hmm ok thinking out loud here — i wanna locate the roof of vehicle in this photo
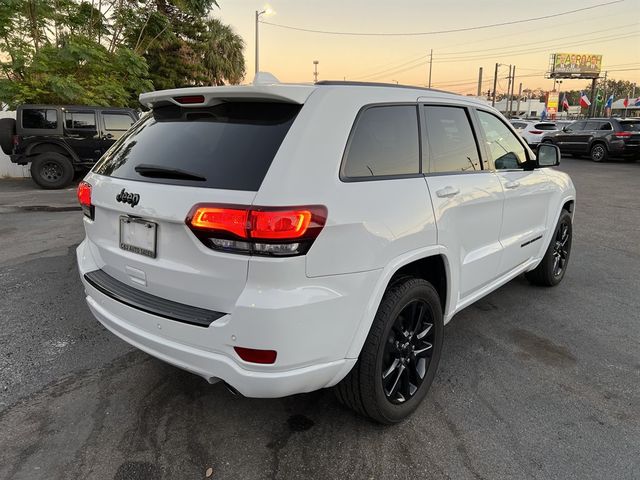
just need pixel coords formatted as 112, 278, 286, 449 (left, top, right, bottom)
19, 104, 136, 112
139, 73, 491, 110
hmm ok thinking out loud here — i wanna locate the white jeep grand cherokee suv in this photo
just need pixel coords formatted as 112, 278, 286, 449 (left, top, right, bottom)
76, 77, 575, 424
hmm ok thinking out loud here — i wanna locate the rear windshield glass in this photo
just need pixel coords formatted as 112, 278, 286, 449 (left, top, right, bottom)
535, 123, 557, 130
620, 121, 640, 132
93, 102, 301, 191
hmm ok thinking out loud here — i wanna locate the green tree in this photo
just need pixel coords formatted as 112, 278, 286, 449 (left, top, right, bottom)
0, 0, 246, 108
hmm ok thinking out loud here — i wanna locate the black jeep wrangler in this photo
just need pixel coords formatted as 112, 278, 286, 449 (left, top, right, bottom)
0, 105, 138, 189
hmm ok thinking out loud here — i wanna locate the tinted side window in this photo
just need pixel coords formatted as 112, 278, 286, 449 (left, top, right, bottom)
599, 122, 612, 131
65, 111, 96, 129
342, 105, 419, 178
103, 113, 134, 131
569, 121, 586, 131
477, 110, 526, 170
585, 121, 600, 130
425, 106, 481, 173
22, 109, 57, 129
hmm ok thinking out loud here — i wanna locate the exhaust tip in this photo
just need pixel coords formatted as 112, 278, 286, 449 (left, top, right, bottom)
223, 382, 241, 396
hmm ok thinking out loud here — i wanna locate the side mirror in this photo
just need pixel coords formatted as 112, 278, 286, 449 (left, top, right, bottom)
536, 143, 560, 167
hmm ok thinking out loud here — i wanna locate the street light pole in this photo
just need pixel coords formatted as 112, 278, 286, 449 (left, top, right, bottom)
492, 63, 499, 107
255, 9, 267, 75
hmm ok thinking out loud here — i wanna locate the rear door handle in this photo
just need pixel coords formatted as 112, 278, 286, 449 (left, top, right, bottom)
435, 186, 460, 198
504, 181, 520, 189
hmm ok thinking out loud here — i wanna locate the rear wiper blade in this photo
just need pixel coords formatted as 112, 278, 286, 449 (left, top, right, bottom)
134, 164, 206, 181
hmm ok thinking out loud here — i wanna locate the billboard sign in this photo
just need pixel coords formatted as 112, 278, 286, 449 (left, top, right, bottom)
552, 53, 602, 78
547, 91, 559, 119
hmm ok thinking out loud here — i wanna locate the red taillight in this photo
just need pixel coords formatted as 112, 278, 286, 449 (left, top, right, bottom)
614, 132, 632, 138
186, 204, 327, 256
251, 209, 313, 240
190, 207, 249, 238
173, 95, 205, 104
234, 347, 277, 364
77, 181, 94, 219
529, 130, 543, 134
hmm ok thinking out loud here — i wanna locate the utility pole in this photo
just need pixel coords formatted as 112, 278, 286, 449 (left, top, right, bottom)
509, 66, 516, 118
313, 60, 319, 83
428, 49, 433, 88
506, 65, 512, 116
601, 71, 608, 117
626, 83, 636, 118
516, 82, 522, 117
477, 67, 483, 97
492, 63, 499, 107
255, 10, 260, 75
588, 77, 598, 117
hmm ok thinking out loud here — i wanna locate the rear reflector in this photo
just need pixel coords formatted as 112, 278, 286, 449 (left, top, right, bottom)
186, 204, 327, 257
76, 181, 94, 219
173, 95, 205, 104
614, 132, 632, 138
234, 347, 277, 364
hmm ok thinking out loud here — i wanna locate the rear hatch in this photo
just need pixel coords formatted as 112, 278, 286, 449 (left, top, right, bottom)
619, 120, 640, 149
83, 99, 303, 313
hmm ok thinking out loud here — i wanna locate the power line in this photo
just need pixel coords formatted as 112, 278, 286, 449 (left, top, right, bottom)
259, 1, 624, 36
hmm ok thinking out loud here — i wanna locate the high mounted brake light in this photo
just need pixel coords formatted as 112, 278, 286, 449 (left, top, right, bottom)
77, 181, 94, 220
173, 95, 205, 104
186, 204, 327, 257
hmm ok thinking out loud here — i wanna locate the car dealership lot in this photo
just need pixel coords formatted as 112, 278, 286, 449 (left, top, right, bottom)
1, 158, 639, 480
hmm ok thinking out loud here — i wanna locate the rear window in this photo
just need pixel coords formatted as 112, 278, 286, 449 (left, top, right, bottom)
22, 109, 57, 129
620, 121, 640, 132
93, 102, 301, 191
534, 123, 557, 130
342, 105, 420, 179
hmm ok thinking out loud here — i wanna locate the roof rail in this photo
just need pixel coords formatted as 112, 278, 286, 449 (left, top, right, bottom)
315, 80, 449, 94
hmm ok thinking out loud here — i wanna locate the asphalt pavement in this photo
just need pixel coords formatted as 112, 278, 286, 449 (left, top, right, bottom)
0, 159, 639, 480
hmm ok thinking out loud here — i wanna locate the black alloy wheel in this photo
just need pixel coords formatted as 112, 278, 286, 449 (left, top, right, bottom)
382, 299, 435, 404
335, 277, 444, 424
590, 143, 607, 162
552, 217, 570, 278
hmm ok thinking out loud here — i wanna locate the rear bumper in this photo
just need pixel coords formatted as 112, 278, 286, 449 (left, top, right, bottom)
77, 239, 372, 397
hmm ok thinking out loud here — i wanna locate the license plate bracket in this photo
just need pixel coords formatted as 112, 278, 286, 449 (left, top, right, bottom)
119, 217, 157, 258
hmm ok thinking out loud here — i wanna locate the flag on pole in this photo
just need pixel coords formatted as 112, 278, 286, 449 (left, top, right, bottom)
561, 94, 570, 111
579, 92, 591, 108
634, 97, 640, 107
623, 97, 629, 108
604, 95, 614, 109
541, 107, 548, 120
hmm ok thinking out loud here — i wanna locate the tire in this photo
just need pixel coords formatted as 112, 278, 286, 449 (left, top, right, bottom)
590, 143, 607, 162
525, 210, 572, 287
0, 118, 16, 155
30, 153, 74, 189
335, 277, 444, 424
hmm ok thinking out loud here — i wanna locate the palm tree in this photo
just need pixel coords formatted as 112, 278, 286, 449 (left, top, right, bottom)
201, 18, 245, 86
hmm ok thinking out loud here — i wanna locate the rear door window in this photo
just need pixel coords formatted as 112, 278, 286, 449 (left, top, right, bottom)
585, 121, 600, 131
534, 123, 557, 131
342, 105, 420, 179
93, 102, 301, 191
424, 106, 481, 173
65, 111, 96, 130
22, 109, 58, 129
569, 121, 586, 132
102, 113, 135, 140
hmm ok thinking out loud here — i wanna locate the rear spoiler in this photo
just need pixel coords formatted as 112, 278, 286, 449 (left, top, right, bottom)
139, 84, 315, 109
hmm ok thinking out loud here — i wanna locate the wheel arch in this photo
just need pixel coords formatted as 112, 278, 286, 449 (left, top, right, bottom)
25, 141, 79, 163
344, 247, 453, 360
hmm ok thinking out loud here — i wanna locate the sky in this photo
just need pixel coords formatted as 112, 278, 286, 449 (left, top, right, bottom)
214, 0, 640, 96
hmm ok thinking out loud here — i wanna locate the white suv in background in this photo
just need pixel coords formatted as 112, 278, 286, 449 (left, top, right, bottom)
76, 77, 576, 424
511, 120, 559, 148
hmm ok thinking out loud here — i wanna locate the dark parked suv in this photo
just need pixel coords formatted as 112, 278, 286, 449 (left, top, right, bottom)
542, 118, 640, 162
0, 105, 138, 189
